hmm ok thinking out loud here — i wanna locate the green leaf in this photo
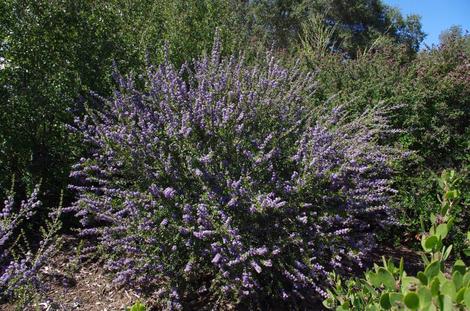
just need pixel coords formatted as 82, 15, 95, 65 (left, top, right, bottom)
456, 287, 466, 303
418, 287, 432, 308
430, 278, 440, 296
422, 235, 438, 252
366, 271, 381, 288
425, 261, 441, 279
399, 258, 404, 278
380, 292, 391, 309
443, 245, 453, 261
437, 271, 447, 284
453, 260, 466, 275
465, 288, 470, 309
402, 276, 419, 292
425, 304, 437, 311
452, 271, 463, 289
129, 302, 145, 311
365, 305, 379, 311
417, 271, 428, 285
463, 272, 470, 287
441, 280, 456, 300
440, 294, 453, 311
446, 217, 454, 231
435, 224, 448, 239
377, 268, 396, 290
404, 292, 420, 310
389, 292, 403, 305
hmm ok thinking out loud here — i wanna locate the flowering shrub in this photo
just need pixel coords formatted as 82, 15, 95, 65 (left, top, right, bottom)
0, 181, 61, 301
70, 36, 402, 309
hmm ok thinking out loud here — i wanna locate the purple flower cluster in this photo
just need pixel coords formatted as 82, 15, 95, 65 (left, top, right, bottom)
70, 35, 401, 309
0, 185, 44, 298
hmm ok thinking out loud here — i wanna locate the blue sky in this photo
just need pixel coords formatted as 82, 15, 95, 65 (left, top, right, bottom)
384, 0, 470, 48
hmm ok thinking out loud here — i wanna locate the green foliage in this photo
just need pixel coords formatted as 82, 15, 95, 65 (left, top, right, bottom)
300, 21, 470, 252
323, 170, 470, 310
100, 0, 246, 68
438, 25, 470, 53
127, 301, 146, 311
248, 0, 424, 55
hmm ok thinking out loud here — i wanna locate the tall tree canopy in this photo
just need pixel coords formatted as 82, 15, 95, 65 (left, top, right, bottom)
246, 0, 425, 55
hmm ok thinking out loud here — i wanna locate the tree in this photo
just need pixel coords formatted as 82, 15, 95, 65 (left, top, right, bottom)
246, 0, 425, 55
439, 25, 470, 54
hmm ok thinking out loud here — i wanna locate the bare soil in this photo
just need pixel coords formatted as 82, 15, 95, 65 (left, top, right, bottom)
1, 235, 145, 311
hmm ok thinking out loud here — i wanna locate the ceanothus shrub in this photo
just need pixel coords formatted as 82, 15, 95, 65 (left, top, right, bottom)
1, 182, 60, 301
69, 36, 402, 309
0, 184, 40, 299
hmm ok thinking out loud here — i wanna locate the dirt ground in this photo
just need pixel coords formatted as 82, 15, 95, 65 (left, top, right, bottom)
1, 235, 145, 311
